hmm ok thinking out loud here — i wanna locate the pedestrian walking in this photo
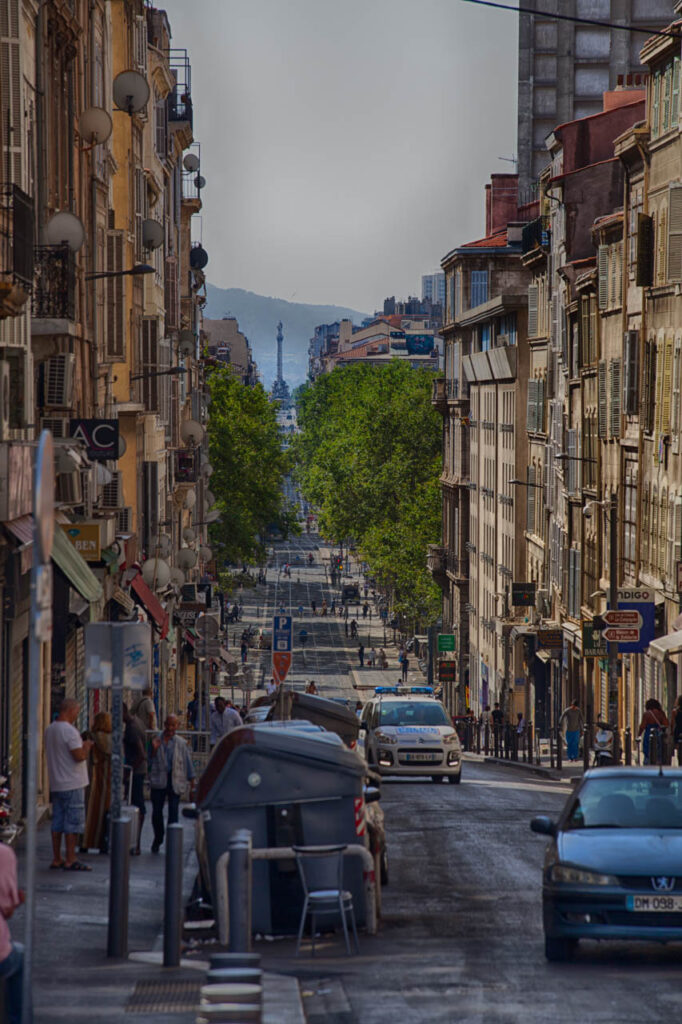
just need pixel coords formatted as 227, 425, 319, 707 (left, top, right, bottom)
321, 599, 328, 616
210, 697, 228, 748
131, 686, 157, 734
82, 711, 112, 854
672, 695, 682, 764
491, 701, 504, 756
379, 647, 388, 669
240, 640, 248, 664
311, 600, 317, 615
362, 602, 369, 619
44, 698, 93, 871
123, 703, 146, 855
223, 701, 243, 732
559, 699, 584, 761
149, 715, 195, 853
299, 627, 308, 648
401, 655, 409, 682
266, 676, 278, 696
306, 681, 318, 695
0, 841, 24, 1024
297, 603, 304, 617
358, 643, 365, 667
369, 646, 377, 668
330, 600, 336, 614
350, 618, 358, 638
638, 698, 669, 764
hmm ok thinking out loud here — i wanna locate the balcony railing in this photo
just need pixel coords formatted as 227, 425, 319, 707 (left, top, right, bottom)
0, 184, 35, 290
431, 377, 447, 411
167, 49, 193, 129
522, 216, 549, 255
446, 552, 468, 579
32, 245, 76, 320
427, 544, 447, 578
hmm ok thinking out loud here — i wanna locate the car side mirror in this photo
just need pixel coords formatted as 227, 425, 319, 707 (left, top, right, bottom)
364, 786, 381, 804
530, 815, 556, 836
182, 804, 198, 820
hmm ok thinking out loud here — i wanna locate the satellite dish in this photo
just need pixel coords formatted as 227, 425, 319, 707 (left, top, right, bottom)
179, 337, 194, 358
113, 70, 150, 114
170, 567, 186, 587
118, 433, 127, 458
180, 419, 204, 445
142, 219, 164, 250
96, 463, 113, 486
205, 509, 221, 524
195, 613, 219, 640
79, 106, 113, 145
189, 244, 208, 270
142, 558, 171, 589
183, 152, 200, 172
45, 211, 85, 252
193, 175, 206, 190
153, 533, 172, 558
199, 545, 213, 561
183, 488, 196, 510
201, 461, 214, 478
182, 527, 196, 544
176, 547, 198, 570
206, 490, 216, 507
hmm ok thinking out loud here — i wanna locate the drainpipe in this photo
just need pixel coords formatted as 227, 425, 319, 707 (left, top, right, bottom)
89, 2, 99, 414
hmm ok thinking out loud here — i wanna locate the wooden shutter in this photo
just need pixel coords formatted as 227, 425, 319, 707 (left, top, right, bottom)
598, 246, 609, 309
616, 243, 623, 307
672, 336, 682, 453
550, 293, 558, 350
668, 185, 682, 281
526, 466, 536, 534
141, 318, 159, 410
526, 379, 538, 432
579, 296, 590, 367
673, 495, 682, 581
661, 336, 674, 434
536, 377, 545, 432
609, 358, 622, 438
105, 231, 126, 360
566, 428, 577, 495
659, 489, 668, 577
164, 257, 178, 331
663, 64, 672, 133
636, 214, 654, 287
0, 1, 22, 185
652, 70, 661, 139
673, 57, 681, 129
527, 283, 538, 338
642, 487, 650, 566
597, 360, 608, 438
623, 331, 640, 415
642, 338, 656, 433
134, 167, 146, 259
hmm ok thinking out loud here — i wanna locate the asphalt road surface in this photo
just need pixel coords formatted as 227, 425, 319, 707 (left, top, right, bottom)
258, 537, 682, 1023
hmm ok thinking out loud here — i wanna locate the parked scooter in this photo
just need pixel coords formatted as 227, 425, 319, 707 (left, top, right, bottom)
592, 721, 617, 767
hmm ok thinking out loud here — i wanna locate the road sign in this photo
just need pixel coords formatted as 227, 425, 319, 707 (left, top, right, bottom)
603, 610, 641, 627
438, 633, 456, 652
616, 588, 655, 654
512, 582, 536, 606
438, 660, 457, 682
84, 622, 152, 689
583, 621, 607, 658
272, 615, 292, 685
603, 627, 640, 643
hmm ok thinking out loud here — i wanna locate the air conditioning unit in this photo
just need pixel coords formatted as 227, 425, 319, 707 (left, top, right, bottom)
56, 469, 82, 505
0, 361, 10, 440
77, 467, 95, 518
43, 353, 75, 409
101, 471, 123, 509
39, 416, 70, 438
116, 506, 133, 534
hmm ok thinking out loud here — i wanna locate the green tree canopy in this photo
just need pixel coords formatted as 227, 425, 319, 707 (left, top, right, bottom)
207, 368, 296, 563
293, 362, 442, 623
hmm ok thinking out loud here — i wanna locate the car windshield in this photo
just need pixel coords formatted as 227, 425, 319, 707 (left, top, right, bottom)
378, 701, 450, 726
563, 775, 682, 830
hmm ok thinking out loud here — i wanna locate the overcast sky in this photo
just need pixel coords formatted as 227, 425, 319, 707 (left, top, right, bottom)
162, 0, 518, 312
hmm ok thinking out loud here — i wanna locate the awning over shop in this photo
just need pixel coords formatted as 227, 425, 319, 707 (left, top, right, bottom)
510, 623, 536, 642
535, 649, 551, 664
648, 630, 682, 663
4, 515, 33, 573
51, 526, 103, 604
131, 574, 169, 639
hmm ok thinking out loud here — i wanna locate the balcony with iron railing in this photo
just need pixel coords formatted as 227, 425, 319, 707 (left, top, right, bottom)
446, 551, 469, 580
431, 377, 447, 413
0, 184, 34, 316
32, 245, 76, 321
522, 216, 549, 255
167, 49, 193, 144
427, 544, 448, 589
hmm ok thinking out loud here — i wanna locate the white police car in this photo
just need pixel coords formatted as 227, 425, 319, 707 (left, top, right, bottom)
359, 687, 462, 783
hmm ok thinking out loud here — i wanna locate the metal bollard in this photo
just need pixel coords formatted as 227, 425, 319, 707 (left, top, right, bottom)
107, 817, 132, 958
484, 723, 489, 756
163, 824, 184, 967
228, 829, 253, 953
476, 723, 481, 755
624, 726, 632, 765
549, 729, 555, 769
582, 725, 590, 773
527, 723, 533, 765
556, 728, 562, 771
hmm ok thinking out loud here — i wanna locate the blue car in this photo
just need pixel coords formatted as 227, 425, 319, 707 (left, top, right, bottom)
531, 767, 682, 961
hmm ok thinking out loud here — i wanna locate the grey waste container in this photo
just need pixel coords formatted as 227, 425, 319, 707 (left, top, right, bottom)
192, 725, 369, 934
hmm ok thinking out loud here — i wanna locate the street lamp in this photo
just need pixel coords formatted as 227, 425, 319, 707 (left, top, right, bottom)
85, 263, 154, 281
509, 478, 543, 489
130, 366, 188, 382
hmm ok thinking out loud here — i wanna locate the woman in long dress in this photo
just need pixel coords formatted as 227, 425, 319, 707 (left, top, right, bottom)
83, 711, 112, 853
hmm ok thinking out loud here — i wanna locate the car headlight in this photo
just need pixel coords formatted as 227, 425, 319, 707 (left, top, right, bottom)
549, 864, 618, 886
374, 731, 397, 745
443, 733, 460, 745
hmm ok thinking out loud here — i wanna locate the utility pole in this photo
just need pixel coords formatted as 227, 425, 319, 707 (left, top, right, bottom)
607, 491, 619, 725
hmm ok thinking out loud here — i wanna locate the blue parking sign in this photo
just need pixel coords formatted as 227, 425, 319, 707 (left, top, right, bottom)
273, 615, 292, 653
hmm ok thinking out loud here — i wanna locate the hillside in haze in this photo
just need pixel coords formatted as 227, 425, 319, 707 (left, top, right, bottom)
205, 284, 369, 387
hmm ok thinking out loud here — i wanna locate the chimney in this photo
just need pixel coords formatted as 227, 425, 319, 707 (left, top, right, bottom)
486, 174, 519, 236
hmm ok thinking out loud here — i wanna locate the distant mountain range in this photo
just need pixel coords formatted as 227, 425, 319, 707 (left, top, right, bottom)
205, 284, 369, 387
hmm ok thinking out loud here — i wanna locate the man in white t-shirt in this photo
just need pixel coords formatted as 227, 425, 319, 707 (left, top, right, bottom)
44, 698, 93, 871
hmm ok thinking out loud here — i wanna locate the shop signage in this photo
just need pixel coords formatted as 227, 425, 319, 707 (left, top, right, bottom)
175, 601, 205, 625
511, 581, 536, 606
537, 628, 562, 650
438, 660, 457, 682
582, 620, 608, 658
70, 419, 119, 461
60, 522, 101, 561
437, 633, 456, 652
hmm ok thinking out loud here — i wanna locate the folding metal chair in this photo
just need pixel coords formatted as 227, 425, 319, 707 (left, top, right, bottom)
292, 844, 360, 956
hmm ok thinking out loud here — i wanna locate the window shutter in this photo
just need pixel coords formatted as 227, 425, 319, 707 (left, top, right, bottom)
616, 242, 623, 306
636, 214, 654, 287
609, 358, 622, 438
609, 244, 617, 308
597, 360, 608, 438
134, 167, 146, 260
662, 336, 674, 434
527, 283, 538, 338
659, 490, 669, 577
560, 308, 568, 365
651, 486, 659, 574
550, 293, 559, 350
673, 57, 681, 129
623, 331, 640, 415
663, 64, 672, 133
668, 185, 682, 281
643, 339, 656, 433
566, 428, 576, 495
672, 337, 682, 453
674, 495, 682, 580
105, 231, 126, 360
141, 318, 159, 411
526, 466, 536, 534
598, 246, 609, 309
526, 379, 538, 432
0, 0, 23, 184
642, 488, 650, 566
134, 14, 148, 74
655, 339, 666, 435
652, 71, 661, 139
536, 377, 545, 432
164, 256, 178, 332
